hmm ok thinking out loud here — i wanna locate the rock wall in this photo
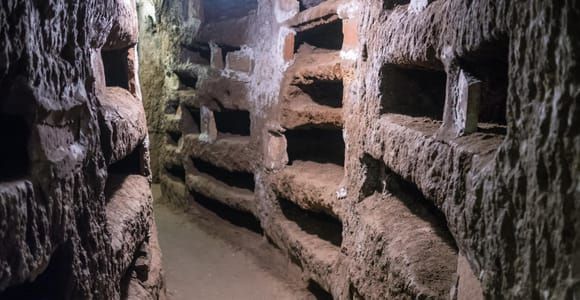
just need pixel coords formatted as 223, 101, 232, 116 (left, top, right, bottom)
143, 0, 579, 299
0, 0, 164, 299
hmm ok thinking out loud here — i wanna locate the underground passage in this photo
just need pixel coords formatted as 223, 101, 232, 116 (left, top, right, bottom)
0, 0, 579, 299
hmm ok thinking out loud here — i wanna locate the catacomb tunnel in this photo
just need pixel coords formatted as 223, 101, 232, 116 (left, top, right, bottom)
0, 0, 579, 299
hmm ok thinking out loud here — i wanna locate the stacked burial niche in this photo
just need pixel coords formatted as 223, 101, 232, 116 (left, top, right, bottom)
156, 0, 263, 233
140, 0, 580, 298
453, 39, 509, 135
267, 1, 350, 296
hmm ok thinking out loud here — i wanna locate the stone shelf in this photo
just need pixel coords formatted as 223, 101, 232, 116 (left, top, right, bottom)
351, 193, 458, 299
375, 114, 506, 209
183, 134, 255, 173
105, 174, 152, 279
161, 143, 182, 171
98, 87, 147, 166
269, 215, 340, 296
281, 49, 343, 129
281, 100, 343, 129
197, 75, 250, 111
286, 0, 345, 31
186, 173, 256, 215
271, 161, 343, 219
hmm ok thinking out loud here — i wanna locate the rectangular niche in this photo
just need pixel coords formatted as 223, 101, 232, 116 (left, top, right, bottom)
299, 0, 328, 11
165, 163, 186, 182
293, 79, 343, 108
278, 197, 343, 247
285, 127, 345, 166
0, 243, 72, 300
182, 106, 201, 135
383, 0, 410, 10
294, 19, 343, 52
190, 189, 263, 234
460, 40, 509, 135
0, 113, 30, 182
218, 44, 241, 66
380, 64, 447, 120
191, 157, 255, 191
179, 44, 211, 65
108, 145, 142, 175
214, 109, 251, 136
101, 48, 130, 90
166, 131, 182, 145
360, 154, 457, 247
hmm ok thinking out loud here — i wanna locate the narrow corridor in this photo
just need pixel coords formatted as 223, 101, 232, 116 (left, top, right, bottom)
152, 185, 313, 300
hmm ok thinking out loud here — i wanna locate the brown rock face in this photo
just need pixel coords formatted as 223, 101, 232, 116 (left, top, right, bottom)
144, 0, 579, 298
0, 0, 163, 299
3, 0, 576, 298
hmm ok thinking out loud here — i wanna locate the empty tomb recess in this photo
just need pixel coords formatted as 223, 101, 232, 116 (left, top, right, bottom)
165, 163, 186, 182
191, 157, 255, 191
183, 106, 201, 134
0, 242, 73, 300
181, 43, 211, 65
294, 20, 343, 52
383, 0, 410, 10
0, 113, 30, 181
167, 130, 182, 145
190, 189, 263, 234
102, 48, 130, 90
293, 79, 343, 108
361, 154, 457, 250
299, 0, 328, 11
278, 197, 343, 247
108, 146, 143, 175
214, 109, 251, 136
380, 64, 447, 120
460, 39, 509, 131
285, 127, 345, 165
219, 45, 241, 66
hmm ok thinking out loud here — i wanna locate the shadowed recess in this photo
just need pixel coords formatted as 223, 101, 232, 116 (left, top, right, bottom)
285, 127, 345, 165
191, 190, 263, 234
102, 48, 130, 90
295, 20, 343, 52
191, 157, 255, 191
214, 109, 251, 136
278, 197, 343, 247
294, 80, 343, 108
0, 113, 29, 181
380, 64, 447, 120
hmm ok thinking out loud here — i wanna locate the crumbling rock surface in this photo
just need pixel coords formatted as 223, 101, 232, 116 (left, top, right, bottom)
142, 0, 579, 299
0, 0, 164, 298
98, 87, 148, 165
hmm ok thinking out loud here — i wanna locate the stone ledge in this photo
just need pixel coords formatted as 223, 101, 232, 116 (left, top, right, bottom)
105, 174, 153, 279
348, 193, 458, 299
271, 161, 343, 219
183, 134, 256, 173
98, 87, 147, 166
186, 173, 256, 215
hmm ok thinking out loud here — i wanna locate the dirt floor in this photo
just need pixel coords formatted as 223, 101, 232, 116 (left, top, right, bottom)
152, 185, 314, 300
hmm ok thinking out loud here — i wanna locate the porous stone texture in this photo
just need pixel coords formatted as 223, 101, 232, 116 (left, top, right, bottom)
0, 0, 164, 299
141, 0, 579, 299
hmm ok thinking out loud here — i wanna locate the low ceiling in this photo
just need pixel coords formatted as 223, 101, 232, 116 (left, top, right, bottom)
203, 0, 258, 22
